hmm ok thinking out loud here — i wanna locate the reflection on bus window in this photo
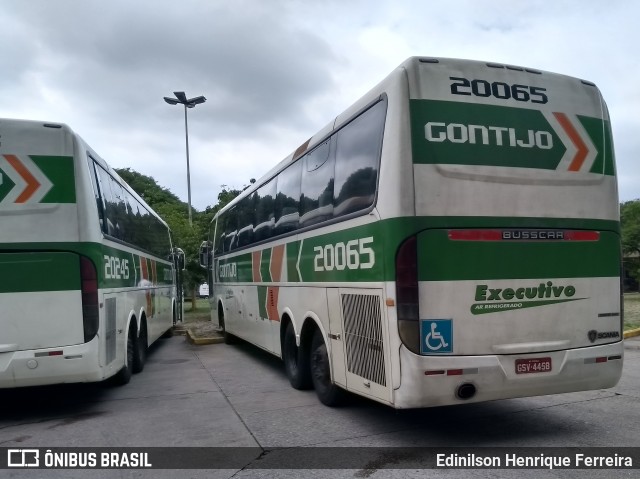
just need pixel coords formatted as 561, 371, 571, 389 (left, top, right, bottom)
274, 160, 302, 236
300, 139, 334, 227
333, 101, 386, 217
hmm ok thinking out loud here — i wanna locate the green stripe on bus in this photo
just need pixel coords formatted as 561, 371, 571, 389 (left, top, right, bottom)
31, 156, 77, 203
418, 229, 620, 281
257, 286, 268, 319
0, 171, 15, 202
0, 252, 81, 293
286, 241, 301, 282
581, 117, 615, 176
410, 100, 565, 170
0, 242, 174, 291
212, 216, 619, 284
409, 100, 615, 176
260, 248, 272, 282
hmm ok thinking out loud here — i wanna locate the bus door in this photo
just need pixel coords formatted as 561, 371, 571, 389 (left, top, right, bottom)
172, 248, 185, 324
327, 288, 391, 403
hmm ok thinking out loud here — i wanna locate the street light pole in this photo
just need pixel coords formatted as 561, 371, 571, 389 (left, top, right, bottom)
164, 91, 206, 227
183, 103, 192, 226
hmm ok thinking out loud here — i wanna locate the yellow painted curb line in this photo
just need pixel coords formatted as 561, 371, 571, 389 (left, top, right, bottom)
624, 328, 640, 339
185, 329, 225, 345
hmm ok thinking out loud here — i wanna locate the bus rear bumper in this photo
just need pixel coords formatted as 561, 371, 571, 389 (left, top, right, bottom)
393, 342, 623, 409
0, 340, 103, 389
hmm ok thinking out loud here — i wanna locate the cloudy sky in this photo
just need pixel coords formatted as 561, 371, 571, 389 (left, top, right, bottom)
1, 0, 637, 210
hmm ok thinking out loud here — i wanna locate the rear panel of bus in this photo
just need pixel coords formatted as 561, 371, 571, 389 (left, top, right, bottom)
394, 58, 622, 407
0, 120, 103, 387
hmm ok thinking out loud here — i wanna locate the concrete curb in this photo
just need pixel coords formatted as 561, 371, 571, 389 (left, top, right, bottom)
624, 328, 640, 339
172, 326, 187, 336
185, 329, 225, 345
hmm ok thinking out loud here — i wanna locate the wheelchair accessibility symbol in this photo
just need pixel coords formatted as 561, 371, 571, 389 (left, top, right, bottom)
420, 319, 453, 354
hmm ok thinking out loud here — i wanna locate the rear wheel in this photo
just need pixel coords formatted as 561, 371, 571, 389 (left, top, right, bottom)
310, 329, 344, 406
283, 322, 312, 390
219, 307, 235, 344
132, 320, 147, 374
113, 327, 134, 385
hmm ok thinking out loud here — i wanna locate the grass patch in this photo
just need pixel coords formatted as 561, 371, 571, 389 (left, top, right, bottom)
183, 298, 211, 323
624, 293, 640, 331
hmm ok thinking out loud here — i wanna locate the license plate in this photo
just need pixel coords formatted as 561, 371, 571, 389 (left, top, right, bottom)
515, 357, 552, 374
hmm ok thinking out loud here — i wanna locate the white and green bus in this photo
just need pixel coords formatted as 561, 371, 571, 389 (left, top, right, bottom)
202, 57, 622, 408
0, 119, 182, 388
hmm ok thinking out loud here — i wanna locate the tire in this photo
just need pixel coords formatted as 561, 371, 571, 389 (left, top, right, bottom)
283, 322, 312, 390
113, 327, 134, 386
132, 320, 147, 374
161, 327, 174, 339
310, 329, 344, 406
219, 308, 235, 345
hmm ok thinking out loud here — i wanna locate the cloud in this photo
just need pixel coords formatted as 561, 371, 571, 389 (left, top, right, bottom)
1, 1, 336, 137
0, 0, 637, 209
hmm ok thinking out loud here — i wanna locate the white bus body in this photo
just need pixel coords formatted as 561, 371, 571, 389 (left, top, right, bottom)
0, 119, 179, 388
203, 57, 622, 408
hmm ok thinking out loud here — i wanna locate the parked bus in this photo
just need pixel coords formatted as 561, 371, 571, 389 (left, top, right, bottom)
201, 57, 622, 408
0, 119, 183, 388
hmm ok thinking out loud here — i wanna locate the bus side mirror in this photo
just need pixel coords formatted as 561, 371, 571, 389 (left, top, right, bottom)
172, 247, 186, 271
199, 241, 212, 268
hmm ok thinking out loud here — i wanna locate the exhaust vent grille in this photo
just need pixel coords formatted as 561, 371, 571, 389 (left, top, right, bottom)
341, 293, 386, 387
105, 297, 116, 365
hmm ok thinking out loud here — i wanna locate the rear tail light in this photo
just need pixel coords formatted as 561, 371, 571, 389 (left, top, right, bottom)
396, 236, 420, 354
80, 256, 99, 342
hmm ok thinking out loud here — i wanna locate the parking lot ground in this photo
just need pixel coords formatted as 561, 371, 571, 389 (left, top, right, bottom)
1, 336, 639, 478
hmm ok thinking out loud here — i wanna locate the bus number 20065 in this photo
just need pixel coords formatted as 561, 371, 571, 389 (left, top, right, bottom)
313, 237, 375, 272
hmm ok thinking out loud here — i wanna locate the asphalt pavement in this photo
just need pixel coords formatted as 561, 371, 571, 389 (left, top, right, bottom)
1, 333, 639, 478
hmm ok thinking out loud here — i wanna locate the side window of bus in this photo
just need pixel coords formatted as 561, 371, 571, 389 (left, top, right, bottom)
274, 160, 302, 236
151, 216, 171, 258
223, 206, 238, 252
108, 179, 127, 241
300, 139, 334, 228
236, 196, 255, 248
124, 190, 141, 246
126, 192, 158, 256
214, 216, 226, 254
333, 100, 386, 217
95, 166, 116, 237
89, 160, 106, 231
254, 178, 276, 242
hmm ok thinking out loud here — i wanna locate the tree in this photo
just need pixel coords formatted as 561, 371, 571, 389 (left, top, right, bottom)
621, 200, 640, 291
114, 169, 241, 308
622, 201, 640, 255
117, 168, 181, 206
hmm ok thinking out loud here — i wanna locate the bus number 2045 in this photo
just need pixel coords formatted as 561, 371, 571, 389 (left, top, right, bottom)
313, 237, 375, 272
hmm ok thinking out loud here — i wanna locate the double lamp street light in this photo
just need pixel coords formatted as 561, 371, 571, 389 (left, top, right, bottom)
163, 91, 206, 227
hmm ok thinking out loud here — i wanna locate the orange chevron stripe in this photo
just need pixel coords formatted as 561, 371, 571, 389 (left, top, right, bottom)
151, 260, 157, 285
4, 154, 41, 202
140, 256, 149, 280
270, 245, 285, 282
266, 286, 280, 322
252, 251, 262, 282
553, 113, 588, 172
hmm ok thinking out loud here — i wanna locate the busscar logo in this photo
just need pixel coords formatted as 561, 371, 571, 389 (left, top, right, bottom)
588, 330, 620, 343
8, 449, 39, 468
502, 230, 564, 240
